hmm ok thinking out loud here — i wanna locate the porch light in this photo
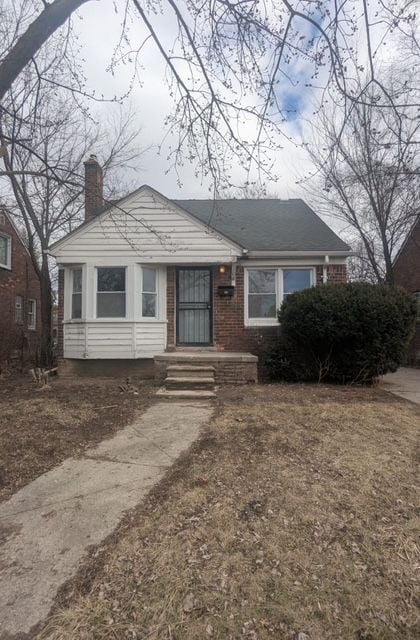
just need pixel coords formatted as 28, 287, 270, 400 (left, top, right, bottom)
219, 265, 226, 274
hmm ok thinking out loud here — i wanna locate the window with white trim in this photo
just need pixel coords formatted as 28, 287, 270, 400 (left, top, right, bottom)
96, 267, 126, 318
28, 299, 36, 329
247, 270, 277, 321
0, 233, 11, 269
141, 267, 157, 318
245, 267, 314, 325
283, 269, 312, 296
71, 268, 83, 319
15, 295, 23, 323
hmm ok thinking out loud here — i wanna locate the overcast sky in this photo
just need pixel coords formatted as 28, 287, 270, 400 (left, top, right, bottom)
74, 0, 314, 200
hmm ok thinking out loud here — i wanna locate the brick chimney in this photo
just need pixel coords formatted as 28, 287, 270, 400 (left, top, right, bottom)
84, 155, 103, 221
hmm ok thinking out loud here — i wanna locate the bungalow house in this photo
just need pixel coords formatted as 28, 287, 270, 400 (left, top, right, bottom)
0, 209, 41, 365
394, 215, 420, 366
49, 157, 352, 384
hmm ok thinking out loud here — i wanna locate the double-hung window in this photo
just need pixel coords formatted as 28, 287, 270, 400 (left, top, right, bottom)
97, 267, 126, 318
247, 270, 277, 322
28, 299, 36, 329
71, 268, 83, 319
0, 234, 11, 269
283, 269, 312, 297
246, 268, 313, 325
141, 267, 158, 318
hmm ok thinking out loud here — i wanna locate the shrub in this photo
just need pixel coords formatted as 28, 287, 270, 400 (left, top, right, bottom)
272, 282, 417, 384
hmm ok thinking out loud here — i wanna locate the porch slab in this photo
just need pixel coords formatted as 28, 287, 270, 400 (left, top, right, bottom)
154, 352, 258, 384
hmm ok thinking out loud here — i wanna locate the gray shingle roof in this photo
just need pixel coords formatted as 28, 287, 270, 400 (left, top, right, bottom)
174, 198, 351, 252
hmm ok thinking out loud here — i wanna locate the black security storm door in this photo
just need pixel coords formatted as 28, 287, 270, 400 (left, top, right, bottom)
176, 268, 212, 345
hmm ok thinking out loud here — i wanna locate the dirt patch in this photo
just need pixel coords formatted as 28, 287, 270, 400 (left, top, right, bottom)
0, 375, 154, 501
38, 384, 419, 640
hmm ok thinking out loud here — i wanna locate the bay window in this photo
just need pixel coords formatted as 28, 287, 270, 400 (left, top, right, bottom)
71, 268, 83, 319
246, 267, 314, 325
141, 267, 157, 318
97, 267, 126, 318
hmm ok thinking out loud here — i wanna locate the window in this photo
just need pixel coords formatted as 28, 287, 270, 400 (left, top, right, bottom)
71, 268, 83, 319
142, 267, 157, 317
246, 268, 313, 325
28, 299, 36, 329
283, 269, 312, 296
247, 270, 277, 320
0, 234, 11, 269
15, 295, 23, 323
97, 267, 126, 318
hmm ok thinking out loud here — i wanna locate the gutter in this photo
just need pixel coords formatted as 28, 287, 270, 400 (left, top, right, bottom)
245, 250, 355, 258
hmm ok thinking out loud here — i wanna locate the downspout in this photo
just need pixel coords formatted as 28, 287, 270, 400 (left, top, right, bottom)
322, 255, 329, 284
231, 261, 237, 286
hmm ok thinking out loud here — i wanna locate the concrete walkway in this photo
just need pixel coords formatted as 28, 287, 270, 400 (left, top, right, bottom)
381, 367, 420, 405
0, 401, 213, 638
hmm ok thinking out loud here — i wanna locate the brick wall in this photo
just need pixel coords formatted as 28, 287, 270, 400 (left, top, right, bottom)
165, 263, 347, 363
394, 220, 420, 292
0, 212, 41, 363
316, 264, 347, 285
212, 265, 282, 355
394, 220, 420, 365
155, 354, 258, 384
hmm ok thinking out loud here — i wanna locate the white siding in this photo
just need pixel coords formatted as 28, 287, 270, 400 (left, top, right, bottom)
135, 322, 166, 358
53, 188, 242, 264
63, 321, 166, 359
63, 324, 86, 358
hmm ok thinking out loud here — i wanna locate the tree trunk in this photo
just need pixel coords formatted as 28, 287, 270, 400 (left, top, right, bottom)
40, 253, 54, 367
0, 0, 91, 100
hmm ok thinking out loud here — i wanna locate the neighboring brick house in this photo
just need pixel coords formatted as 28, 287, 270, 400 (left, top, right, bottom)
0, 209, 41, 365
394, 216, 420, 366
49, 158, 351, 382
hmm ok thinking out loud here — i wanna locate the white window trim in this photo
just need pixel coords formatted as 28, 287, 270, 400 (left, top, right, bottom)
71, 267, 83, 320
28, 299, 36, 330
244, 267, 315, 327
0, 233, 11, 270
95, 266, 127, 319
140, 266, 158, 319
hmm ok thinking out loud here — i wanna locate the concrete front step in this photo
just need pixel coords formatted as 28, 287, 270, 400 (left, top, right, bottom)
166, 365, 216, 378
156, 388, 216, 399
165, 376, 215, 390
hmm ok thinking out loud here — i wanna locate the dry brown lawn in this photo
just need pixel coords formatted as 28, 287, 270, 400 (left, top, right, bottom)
0, 376, 153, 501
39, 384, 419, 640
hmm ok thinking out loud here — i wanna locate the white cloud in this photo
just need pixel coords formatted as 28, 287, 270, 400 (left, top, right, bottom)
74, 0, 315, 199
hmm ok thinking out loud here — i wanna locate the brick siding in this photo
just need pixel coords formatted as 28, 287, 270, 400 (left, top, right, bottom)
394, 220, 420, 365
166, 263, 347, 364
0, 212, 41, 363
155, 355, 258, 385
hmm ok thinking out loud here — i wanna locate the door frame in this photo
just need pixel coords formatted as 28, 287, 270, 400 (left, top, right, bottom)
176, 266, 213, 346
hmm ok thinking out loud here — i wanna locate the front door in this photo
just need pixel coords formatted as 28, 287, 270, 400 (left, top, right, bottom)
176, 267, 212, 345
